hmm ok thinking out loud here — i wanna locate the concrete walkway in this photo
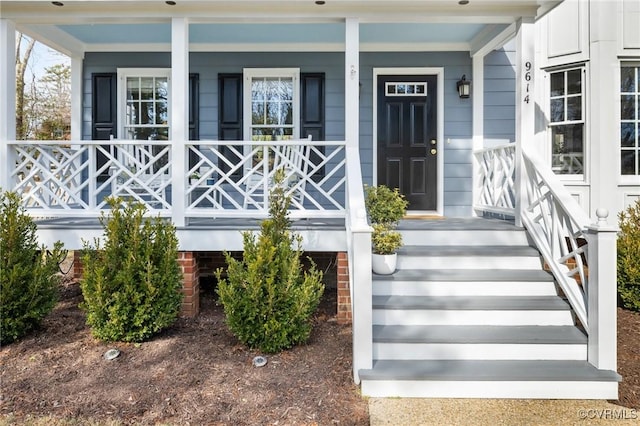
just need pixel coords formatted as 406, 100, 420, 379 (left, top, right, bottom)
369, 398, 640, 425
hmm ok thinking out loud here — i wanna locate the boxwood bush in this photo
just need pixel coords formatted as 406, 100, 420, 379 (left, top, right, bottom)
215, 171, 324, 353
618, 199, 640, 311
1, 191, 65, 344
80, 198, 183, 342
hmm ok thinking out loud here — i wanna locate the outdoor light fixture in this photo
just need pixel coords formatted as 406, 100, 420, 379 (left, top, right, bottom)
457, 75, 471, 99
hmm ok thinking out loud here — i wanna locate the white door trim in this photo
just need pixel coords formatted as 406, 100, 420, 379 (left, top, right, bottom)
372, 67, 444, 216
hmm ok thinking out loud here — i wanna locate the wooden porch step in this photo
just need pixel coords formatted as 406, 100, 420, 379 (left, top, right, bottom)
372, 295, 575, 326
372, 269, 556, 296
396, 245, 542, 269
359, 360, 621, 398
372, 324, 587, 360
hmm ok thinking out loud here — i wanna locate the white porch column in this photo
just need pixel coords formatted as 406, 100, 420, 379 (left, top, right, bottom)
70, 56, 83, 141
345, 18, 359, 149
514, 18, 536, 227
586, 209, 618, 371
588, 1, 619, 220
0, 19, 17, 190
171, 17, 189, 227
471, 54, 484, 216
345, 17, 371, 384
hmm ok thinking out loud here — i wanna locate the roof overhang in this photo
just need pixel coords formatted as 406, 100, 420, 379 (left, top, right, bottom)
0, 0, 563, 56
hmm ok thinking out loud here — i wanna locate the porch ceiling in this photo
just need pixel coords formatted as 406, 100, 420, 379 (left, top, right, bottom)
2, 0, 561, 55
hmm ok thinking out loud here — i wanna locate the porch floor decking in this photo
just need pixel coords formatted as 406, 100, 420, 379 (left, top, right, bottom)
33, 216, 347, 251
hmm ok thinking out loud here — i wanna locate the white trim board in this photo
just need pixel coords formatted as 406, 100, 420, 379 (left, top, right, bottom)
372, 67, 445, 216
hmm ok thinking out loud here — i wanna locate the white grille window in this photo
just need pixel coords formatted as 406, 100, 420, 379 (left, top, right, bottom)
549, 68, 584, 175
621, 65, 640, 175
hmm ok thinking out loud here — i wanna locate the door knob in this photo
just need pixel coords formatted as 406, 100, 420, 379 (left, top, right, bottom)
430, 148, 437, 155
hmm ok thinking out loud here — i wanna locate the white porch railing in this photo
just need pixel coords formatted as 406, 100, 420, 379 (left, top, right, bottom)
185, 140, 346, 219
474, 143, 591, 331
6, 139, 346, 220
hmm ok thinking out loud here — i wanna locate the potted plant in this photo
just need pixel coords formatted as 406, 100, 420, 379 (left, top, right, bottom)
365, 185, 408, 274
365, 185, 408, 227
189, 171, 200, 185
371, 224, 403, 275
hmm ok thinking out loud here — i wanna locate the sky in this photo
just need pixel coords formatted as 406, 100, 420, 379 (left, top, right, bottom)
21, 37, 70, 82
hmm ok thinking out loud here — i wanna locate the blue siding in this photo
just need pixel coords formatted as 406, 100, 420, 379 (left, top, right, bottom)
484, 44, 516, 148
83, 50, 477, 216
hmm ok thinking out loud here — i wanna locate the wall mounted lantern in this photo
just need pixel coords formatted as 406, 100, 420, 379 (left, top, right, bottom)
456, 75, 471, 99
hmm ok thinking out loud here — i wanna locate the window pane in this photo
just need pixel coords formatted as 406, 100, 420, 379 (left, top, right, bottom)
155, 78, 168, 101
252, 101, 265, 125
127, 78, 140, 100
156, 102, 168, 125
140, 78, 154, 100
567, 69, 582, 95
126, 101, 138, 125
251, 127, 293, 141
621, 150, 637, 175
621, 67, 636, 93
621, 123, 637, 148
252, 79, 266, 101
567, 96, 582, 121
551, 99, 565, 122
621, 95, 637, 120
266, 102, 280, 125
552, 124, 584, 174
140, 102, 155, 124
550, 72, 564, 97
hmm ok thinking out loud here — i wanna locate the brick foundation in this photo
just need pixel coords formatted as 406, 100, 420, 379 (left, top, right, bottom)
178, 251, 200, 318
336, 252, 352, 324
73, 251, 83, 280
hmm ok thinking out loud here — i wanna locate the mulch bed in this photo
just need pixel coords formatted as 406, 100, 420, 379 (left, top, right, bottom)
1, 274, 638, 425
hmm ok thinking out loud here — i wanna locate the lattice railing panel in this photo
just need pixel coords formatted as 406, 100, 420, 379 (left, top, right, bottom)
186, 140, 346, 218
13, 144, 91, 210
473, 144, 516, 215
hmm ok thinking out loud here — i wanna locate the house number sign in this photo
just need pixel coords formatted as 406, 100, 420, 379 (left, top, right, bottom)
523, 61, 532, 104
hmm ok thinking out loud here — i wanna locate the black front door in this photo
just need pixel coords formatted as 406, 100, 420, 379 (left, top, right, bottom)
377, 75, 437, 211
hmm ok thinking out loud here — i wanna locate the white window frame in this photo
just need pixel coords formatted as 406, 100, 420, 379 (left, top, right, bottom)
620, 62, 640, 182
117, 68, 171, 141
547, 66, 587, 181
242, 68, 300, 142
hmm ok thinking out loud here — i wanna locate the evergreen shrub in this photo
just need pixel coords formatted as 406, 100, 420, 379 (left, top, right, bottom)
1, 191, 64, 344
618, 199, 640, 311
215, 171, 325, 353
80, 198, 183, 342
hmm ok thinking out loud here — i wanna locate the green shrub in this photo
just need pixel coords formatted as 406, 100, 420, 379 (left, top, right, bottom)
618, 200, 640, 311
80, 198, 183, 342
1, 191, 65, 344
364, 185, 408, 227
371, 224, 403, 255
215, 171, 324, 353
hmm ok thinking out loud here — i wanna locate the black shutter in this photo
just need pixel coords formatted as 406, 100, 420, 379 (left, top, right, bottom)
92, 73, 117, 181
218, 73, 243, 179
189, 73, 200, 141
189, 73, 200, 170
301, 73, 325, 179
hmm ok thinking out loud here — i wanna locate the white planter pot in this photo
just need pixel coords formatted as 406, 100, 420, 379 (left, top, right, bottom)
372, 253, 397, 275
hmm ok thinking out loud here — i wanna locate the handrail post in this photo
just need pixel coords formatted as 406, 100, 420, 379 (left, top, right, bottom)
586, 208, 618, 371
